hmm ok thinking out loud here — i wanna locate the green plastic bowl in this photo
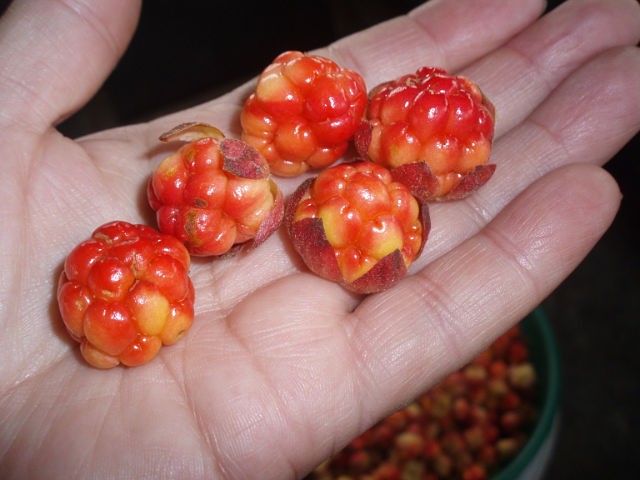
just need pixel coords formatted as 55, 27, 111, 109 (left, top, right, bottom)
492, 307, 561, 480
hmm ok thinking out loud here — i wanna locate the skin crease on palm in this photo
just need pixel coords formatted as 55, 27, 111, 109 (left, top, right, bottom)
0, 0, 639, 478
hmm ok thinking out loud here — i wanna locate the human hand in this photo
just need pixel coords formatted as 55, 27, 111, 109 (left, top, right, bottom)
1, 0, 639, 478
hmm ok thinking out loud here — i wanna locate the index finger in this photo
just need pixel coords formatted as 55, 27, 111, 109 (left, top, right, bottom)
325, 0, 545, 87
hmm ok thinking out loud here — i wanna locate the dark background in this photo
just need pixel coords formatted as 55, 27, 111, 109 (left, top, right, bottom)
5, 0, 638, 478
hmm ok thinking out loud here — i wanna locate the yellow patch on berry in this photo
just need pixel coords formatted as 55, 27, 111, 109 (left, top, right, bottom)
161, 304, 194, 345
256, 72, 301, 108
127, 281, 170, 336
335, 246, 377, 285
318, 196, 362, 249
358, 215, 404, 261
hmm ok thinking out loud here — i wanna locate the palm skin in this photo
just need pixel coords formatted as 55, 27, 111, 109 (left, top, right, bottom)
1, 0, 639, 479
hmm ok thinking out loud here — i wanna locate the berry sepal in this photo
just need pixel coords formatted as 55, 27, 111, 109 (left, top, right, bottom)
389, 160, 497, 202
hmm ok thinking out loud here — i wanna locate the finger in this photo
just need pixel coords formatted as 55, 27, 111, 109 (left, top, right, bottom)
462, 0, 640, 137
0, 0, 140, 131
326, 0, 545, 87
420, 45, 640, 265
491, 47, 640, 198
349, 163, 620, 424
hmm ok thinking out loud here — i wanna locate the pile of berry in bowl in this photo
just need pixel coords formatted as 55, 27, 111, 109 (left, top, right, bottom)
306, 308, 561, 480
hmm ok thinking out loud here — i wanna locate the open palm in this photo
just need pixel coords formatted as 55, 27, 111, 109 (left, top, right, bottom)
1, 0, 639, 478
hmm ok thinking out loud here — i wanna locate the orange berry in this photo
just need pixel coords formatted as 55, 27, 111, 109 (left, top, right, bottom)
58, 221, 195, 368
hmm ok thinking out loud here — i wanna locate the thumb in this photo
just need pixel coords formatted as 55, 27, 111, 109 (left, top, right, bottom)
0, 0, 140, 132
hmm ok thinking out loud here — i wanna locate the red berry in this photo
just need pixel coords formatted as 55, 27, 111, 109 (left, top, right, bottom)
433, 452, 453, 477
500, 392, 522, 411
285, 161, 430, 293
507, 341, 530, 364
355, 67, 495, 201
423, 438, 442, 459
386, 410, 409, 432
394, 431, 424, 460
57, 221, 195, 368
371, 423, 396, 449
496, 437, 521, 460
463, 364, 488, 385
463, 425, 486, 451
507, 363, 537, 390
499, 411, 522, 434
488, 359, 508, 379
371, 462, 401, 480
347, 449, 372, 473
462, 464, 488, 480
452, 396, 471, 422
241, 50, 367, 177
147, 123, 284, 256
